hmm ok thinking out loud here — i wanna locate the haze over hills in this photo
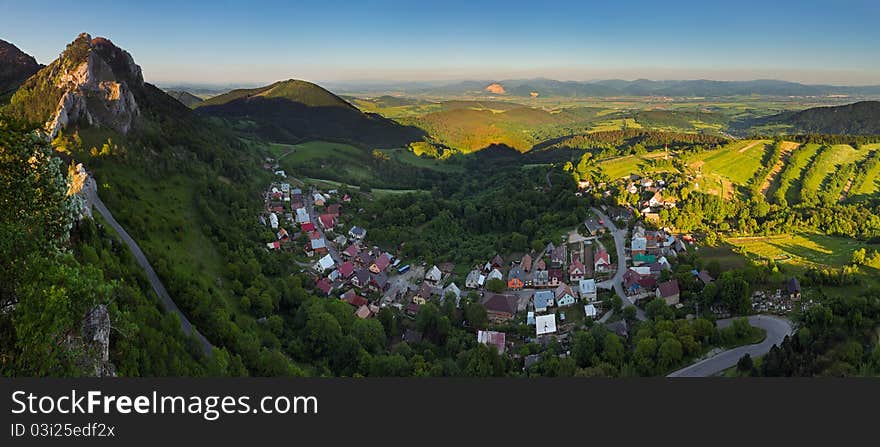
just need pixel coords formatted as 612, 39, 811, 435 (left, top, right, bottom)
166, 90, 204, 108
331, 78, 880, 98
0, 39, 42, 101
195, 79, 426, 147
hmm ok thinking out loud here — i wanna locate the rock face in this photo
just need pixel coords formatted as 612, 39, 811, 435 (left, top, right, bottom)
485, 83, 506, 94
80, 304, 116, 377
0, 39, 41, 97
45, 34, 142, 138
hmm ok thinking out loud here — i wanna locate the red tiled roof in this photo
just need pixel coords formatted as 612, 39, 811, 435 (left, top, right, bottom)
344, 294, 368, 307
373, 253, 391, 271
316, 278, 332, 295
301, 222, 315, 232
658, 280, 680, 298
319, 214, 335, 229
339, 261, 355, 278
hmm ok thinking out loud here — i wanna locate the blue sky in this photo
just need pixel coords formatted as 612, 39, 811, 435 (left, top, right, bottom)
1, 0, 878, 85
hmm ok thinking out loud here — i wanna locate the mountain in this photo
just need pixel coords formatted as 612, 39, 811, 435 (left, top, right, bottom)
166, 90, 204, 108
0, 39, 41, 101
2, 33, 191, 138
195, 79, 425, 147
735, 101, 880, 135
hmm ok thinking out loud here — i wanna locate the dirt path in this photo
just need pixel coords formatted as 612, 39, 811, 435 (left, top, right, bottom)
737, 140, 764, 154
760, 142, 800, 194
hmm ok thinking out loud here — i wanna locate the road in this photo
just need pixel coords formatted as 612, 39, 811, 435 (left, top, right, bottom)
305, 185, 340, 263
591, 207, 647, 321
84, 178, 214, 357
667, 315, 793, 377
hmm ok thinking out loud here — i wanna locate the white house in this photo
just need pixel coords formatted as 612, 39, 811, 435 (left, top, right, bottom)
554, 284, 577, 307
295, 208, 310, 224
487, 268, 504, 282
533, 290, 554, 312
315, 254, 335, 273
535, 314, 557, 336
348, 226, 367, 240
465, 270, 482, 289
584, 304, 598, 319
425, 265, 443, 283
579, 279, 597, 302
269, 213, 279, 229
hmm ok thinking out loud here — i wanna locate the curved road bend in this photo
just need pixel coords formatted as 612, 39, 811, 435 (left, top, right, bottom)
85, 178, 214, 357
591, 207, 647, 321
667, 315, 793, 377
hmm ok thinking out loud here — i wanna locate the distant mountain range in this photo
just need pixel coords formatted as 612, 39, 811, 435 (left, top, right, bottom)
195, 79, 425, 147
331, 78, 880, 98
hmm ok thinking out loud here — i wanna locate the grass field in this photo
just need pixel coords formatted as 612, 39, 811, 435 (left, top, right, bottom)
775, 143, 822, 204
688, 140, 770, 187
851, 144, 880, 197
589, 118, 642, 132
599, 154, 679, 179
702, 233, 878, 274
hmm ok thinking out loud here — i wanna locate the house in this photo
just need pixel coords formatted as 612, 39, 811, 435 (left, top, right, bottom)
656, 280, 681, 306
527, 311, 535, 325
579, 279, 597, 301
548, 269, 564, 287
481, 294, 519, 322
535, 314, 557, 336
534, 270, 549, 287
632, 253, 656, 266
342, 291, 368, 308
584, 219, 605, 236
697, 270, 714, 285
266, 241, 281, 250
425, 265, 443, 284
405, 304, 422, 318
443, 283, 462, 306
338, 261, 355, 279
534, 258, 546, 271
490, 254, 504, 269
533, 290, 555, 312
333, 235, 348, 246
355, 305, 373, 319
569, 258, 586, 282
352, 269, 371, 288
315, 278, 332, 296
466, 270, 483, 289
477, 330, 506, 354
269, 213, 279, 229
310, 237, 328, 255
295, 208, 310, 224
521, 253, 533, 272
301, 221, 316, 232
319, 214, 335, 231
507, 265, 525, 290
554, 284, 577, 307
487, 268, 503, 282
631, 237, 647, 256
594, 250, 611, 273
550, 245, 566, 268
348, 226, 366, 240
786, 278, 802, 300
342, 244, 359, 259
276, 227, 289, 241
313, 192, 326, 206
327, 203, 341, 217
369, 272, 389, 292
315, 254, 335, 273
439, 262, 455, 274
584, 304, 598, 319
605, 320, 629, 339
370, 253, 392, 274
356, 251, 373, 267
643, 191, 664, 208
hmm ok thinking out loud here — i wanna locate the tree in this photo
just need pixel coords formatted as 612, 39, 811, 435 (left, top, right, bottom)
645, 298, 674, 320
572, 331, 596, 367
657, 338, 683, 370
851, 248, 867, 265
602, 333, 625, 365
485, 278, 506, 293
736, 353, 755, 376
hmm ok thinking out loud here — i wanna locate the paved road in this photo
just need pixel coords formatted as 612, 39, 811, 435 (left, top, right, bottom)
85, 178, 214, 357
591, 207, 647, 321
667, 315, 793, 377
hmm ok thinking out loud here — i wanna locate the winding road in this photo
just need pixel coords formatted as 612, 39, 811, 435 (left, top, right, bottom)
591, 207, 647, 321
667, 315, 793, 377
85, 178, 214, 357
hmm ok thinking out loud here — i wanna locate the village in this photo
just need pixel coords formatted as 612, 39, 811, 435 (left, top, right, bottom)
257, 165, 808, 359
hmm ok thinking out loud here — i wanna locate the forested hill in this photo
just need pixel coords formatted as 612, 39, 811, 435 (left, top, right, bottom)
196, 79, 426, 147
0, 39, 41, 101
747, 101, 880, 135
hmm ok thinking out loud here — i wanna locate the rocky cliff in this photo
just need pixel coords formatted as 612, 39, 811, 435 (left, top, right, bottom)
5, 33, 144, 138
0, 39, 41, 99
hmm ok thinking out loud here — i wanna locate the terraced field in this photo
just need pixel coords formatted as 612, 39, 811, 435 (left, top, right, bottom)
797, 144, 871, 205
772, 143, 822, 204
849, 144, 880, 200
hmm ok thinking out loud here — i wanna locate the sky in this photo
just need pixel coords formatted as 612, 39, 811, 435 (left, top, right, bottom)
1, 0, 879, 86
